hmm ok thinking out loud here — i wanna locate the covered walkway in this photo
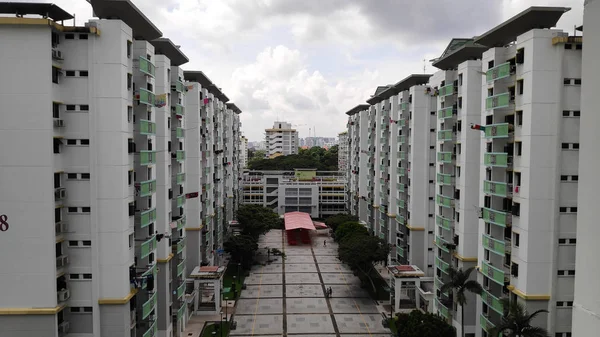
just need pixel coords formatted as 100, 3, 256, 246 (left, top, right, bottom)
284, 212, 315, 245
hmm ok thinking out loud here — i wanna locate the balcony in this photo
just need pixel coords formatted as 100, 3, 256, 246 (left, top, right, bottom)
397, 199, 405, 209
177, 259, 185, 277
140, 150, 156, 166
481, 207, 511, 227
436, 215, 452, 230
173, 239, 185, 255
396, 183, 405, 193
437, 152, 453, 163
484, 152, 511, 168
436, 194, 454, 208
139, 56, 155, 77
435, 236, 450, 253
142, 291, 157, 319
143, 321, 157, 337
139, 119, 156, 135
175, 216, 186, 230
481, 288, 504, 314
437, 107, 455, 119
437, 173, 454, 186
395, 214, 404, 224
399, 136, 406, 144
400, 102, 408, 110
435, 297, 451, 320
397, 119, 405, 127
481, 260, 506, 285
176, 172, 185, 184
138, 88, 155, 106
437, 130, 454, 142
480, 314, 496, 333
176, 195, 185, 208
177, 304, 186, 320
172, 80, 184, 93
482, 234, 506, 256
483, 180, 512, 197
176, 128, 184, 138
56, 255, 69, 269
398, 151, 406, 160
397, 167, 405, 176
140, 236, 156, 259
139, 179, 157, 197
176, 282, 185, 299
484, 123, 513, 139
396, 245, 404, 257
435, 255, 449, 273
174, 104, 184, 116
137, 208, 157, 228
485, 92, 511, 110
486, 62, 511, 83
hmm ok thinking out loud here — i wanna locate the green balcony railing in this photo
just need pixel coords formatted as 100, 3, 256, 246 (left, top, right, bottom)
176, 127, 185, 138
172, 81, 185, 93
437, 152, 453, 163
436, 215, 452, 231
396, 245, 404, 257
485, 92, 511, 110
435, 297, 451, 320
176, 216, 186, 230
484, 123, 513, 139
482, 234, 506, 256
176, 150, 185, 162
436, 255, 449, 273
140, 150, 156, 166
397, 167, 405, 176
176, 172, 185, 184
138, 88, 155, 106
397, 199, 405, 209
140, 236, 156, 259
481, 207, 510, 227
143, 320, 157, 337
484, 152, 511, 168
139, 179, 157, 197
398, 151, 406, 160
396, 183, 405, 193
481, 288, 504, 314
175, 104, 184, 116
438, 107, 455, 119
435, 276, 449, 294
397, 119, 405, 127
483, 180, 511, 197
175, 239, 185, 254
437, 130, 454, 141
139, 119, 156, 135
137, 208, 157, 228
481, 260, 506, 285
437, 173, 454, 185
139, 56, 155, 77
480, 314, 496, 333
399, 135, 406, 144
142, 291, 157, 318
435, 236, 450, 253
486, 62, 511, 83
177, 304, 186, 320
439, 84, 455, 97
400, 102, 408, 110
395, 214, 404, 224
176, 194, 185, 208
379, 165, 386, 172
176, 282, 185, 299
436, 194, 454, 208
177, 259, 185, 277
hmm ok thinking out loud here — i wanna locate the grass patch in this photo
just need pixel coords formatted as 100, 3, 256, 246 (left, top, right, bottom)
202, 321, 230, 337
389, 317, 398, 334
222, 263, 246, 300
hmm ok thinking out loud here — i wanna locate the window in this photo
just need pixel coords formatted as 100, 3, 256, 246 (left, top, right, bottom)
80, 105, 89, 111
65, 33, 75, 39
67, 173, 77, 179
565, 44, 572, 50
573, 143, 580, 149
79, 34, 88, 40
81, 173, 90, 180
563, 110, 570, 117
66, 70, 76, 77
79, 70, 88, 77
514, 233, 520, 247
80, 139, 90, 145
575, 79, 582, 85
458, 73, 463, 86
82, 240, 91, 246
516, 48, 525, 64
574, 111, 581, 117
511, 262, 519, 277
458, 96, 463, 109
517, 79, 524, 95
68, 207, 78, 213
576, 44, 582, 50
82, 207, 91, 213
559, 238, 567, 244
558, 270, 565, 276
67, 139, 77, 145
572, 175, 579, 181
569, 238, 577, 244
69, 274, 80, 279
488, 60, 494, 70
560, 207, 567, 213
127, 73, 132, 90
52, 66, 60, 84
68, 241, 78, 247
515, 142, 522, 156
562, 143, 569, 149
512, 202, 520, 216
516, 111, 523, 126
568, 270, 576, 276
564, 79, 571, 85
127, 40, 132, 58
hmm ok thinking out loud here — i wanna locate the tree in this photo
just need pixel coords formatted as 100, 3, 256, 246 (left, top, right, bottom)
334, 221, 369, 243
325, 214, 358, 231
338, 234, 389, 293
440, 267, 483, 337
394, 310, 456, 337
223, 235, 258, 269
247, 146, 339, 171
489, 298, 549, 337
236, 205, 281, 239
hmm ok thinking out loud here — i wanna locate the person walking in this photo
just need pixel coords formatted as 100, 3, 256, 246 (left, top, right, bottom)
324, 240, 327, 247
328, 287, 333, 297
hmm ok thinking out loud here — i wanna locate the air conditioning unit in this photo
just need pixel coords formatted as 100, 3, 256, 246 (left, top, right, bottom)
58, 289, 70, 302
54, 188, 67, 200
58, 321, 70, 334
53, 119, 65, 127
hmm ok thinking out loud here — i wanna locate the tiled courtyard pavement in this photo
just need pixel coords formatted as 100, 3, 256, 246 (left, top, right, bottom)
231, 229, 391, 337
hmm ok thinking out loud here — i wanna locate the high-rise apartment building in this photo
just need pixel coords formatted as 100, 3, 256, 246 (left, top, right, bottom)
0, 2, 242, 337
240, 136, 248, 169
345, 105, 369, 218
337, 131, 349, 172
573, 0, 600, 334
265, 121, 298, 157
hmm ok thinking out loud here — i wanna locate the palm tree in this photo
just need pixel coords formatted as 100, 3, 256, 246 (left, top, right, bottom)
489, 298, 549, 337
440, 267, 483, 337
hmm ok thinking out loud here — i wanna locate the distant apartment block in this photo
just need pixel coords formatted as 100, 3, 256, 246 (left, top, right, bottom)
265, 121, 298, 157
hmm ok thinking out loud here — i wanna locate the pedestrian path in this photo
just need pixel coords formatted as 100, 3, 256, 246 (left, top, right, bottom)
230, 229, 392, 337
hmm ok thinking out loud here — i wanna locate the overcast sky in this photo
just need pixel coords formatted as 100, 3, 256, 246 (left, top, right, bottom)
28, 0, 582, 141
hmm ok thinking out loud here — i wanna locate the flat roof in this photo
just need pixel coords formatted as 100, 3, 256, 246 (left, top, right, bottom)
387, 265, 425, 278
150, 38, 188, 66
209, 84, 229, 103
0, 2, 73, 21
432, 40, 488, 70
90, 0, 162, 41
183, 71, 212, 87
189, 265, 226, 279
226, 103, 241, 114
345, 104, 370, 116
368, 74, 431, 104
474, 6, 571, 47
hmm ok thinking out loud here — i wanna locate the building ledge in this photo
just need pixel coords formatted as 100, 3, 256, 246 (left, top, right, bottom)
98, 289, 138, 305
157, 253, 174, 263
452, 252, 477, 262
506, 285, 550, 300
0, 303, 66, 315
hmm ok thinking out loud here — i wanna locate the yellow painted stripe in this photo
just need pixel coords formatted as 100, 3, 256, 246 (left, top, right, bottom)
0, 303, 66, 315
250, 268, 264, 335
98, 289, 138, 305
406, 224, 425, 231
157, 253, 174, 263
453, 252, 477, 262
506, 285, 550, 300
185, 226, 203, 231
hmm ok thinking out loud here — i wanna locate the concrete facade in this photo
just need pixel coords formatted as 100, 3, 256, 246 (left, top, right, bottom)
265, 121, 299, 157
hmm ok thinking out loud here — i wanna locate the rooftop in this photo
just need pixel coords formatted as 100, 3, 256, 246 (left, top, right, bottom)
90, 0, 162, 41
150, 38, 189, 66
0, 2, 73, 21
184, 71, 212, 87
189, 265, 226, 279
345, 104, 370, 116
431, 39, 488, 70
368, 74, 432, 104
226, 103, 241, 114
474, 6, 571, 47
387, 265, 425, 278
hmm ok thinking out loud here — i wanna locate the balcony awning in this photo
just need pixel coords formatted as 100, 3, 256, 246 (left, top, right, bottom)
284, 212, 316, 231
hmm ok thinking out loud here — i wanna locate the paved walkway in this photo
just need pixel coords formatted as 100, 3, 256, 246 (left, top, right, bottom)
230, 229, 392, 337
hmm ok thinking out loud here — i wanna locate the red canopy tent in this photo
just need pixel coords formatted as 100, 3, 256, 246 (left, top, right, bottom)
284, 212, 315, 245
